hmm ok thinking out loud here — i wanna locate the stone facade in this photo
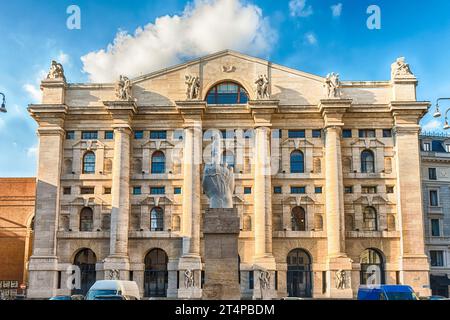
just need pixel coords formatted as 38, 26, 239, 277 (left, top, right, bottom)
27, 50, 431, 299
420, 134, 450, 297
0, 178, 35, 298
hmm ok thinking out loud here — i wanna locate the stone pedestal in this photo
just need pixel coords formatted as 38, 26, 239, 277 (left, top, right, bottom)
103, 255, 130, 281
326, 256, 354, 299
202, 208, 241, 300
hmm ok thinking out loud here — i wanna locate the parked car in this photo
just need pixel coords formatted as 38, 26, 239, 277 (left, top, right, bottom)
419, 295, 449, 300
85, 280, 140, 300
93, 295, 127, 300
49, 296, 72, 300
357, 285, 419, 300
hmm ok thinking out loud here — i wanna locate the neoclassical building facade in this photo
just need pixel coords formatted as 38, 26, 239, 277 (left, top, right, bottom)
27, 51, 431, 299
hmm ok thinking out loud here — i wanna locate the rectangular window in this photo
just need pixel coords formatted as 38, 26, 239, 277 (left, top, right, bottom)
57, 271, 62, 289
104, 187, 111, 195
430, 251, 444, 267
63, 187, 71, 195
322, 271, 327, 294
274, 186, 282, 194
174, 187, 182, 195
362, 186, 377, 194
150, 130, 167, 139
244, 187, 252, 195
80, 187, 95, 195
446, 144, 450, 153
81, 131, 98, 140
386, 186, 394, 194
423, 143, 431, 151
288, 130, 305, 139
382, 129, 392, 138
315, 186, 323, 194
429, 168, 437, 180
342, 129, 352, 138
359, 129, 376, 138
431, 219, 441, 237
344, 186, 353, 194
312, 129, 322, 138
134, 131, 144, 139
430, 190, 439, 207
249, 271, 254, 290
104, 131, 114, 140
133, 187, 142, 195
291, 186, 306, 194
150, 186, 165, 195
66, 131, 75, 140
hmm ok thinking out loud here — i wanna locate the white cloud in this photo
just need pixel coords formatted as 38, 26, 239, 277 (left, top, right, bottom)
81, 0, 277, 83
57, 51, 70, 64
289, 0, 313, 18
26, 145, 38, 158
331, 3, 343, 17
421, 119, 442, 131
305, 32, 317, 45
23, 84, 42, 103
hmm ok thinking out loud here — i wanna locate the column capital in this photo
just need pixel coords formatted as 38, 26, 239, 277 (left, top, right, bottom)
248, 100, 279, 127
319, 99, 352, 128
176, 100, 206, 125
28, 104, 68, 128
390, 101, 429, 124
104, 100, 137, 127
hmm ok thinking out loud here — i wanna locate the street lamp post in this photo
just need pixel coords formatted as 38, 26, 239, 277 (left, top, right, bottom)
432, 98, 450, 130
0, 93, 6, 113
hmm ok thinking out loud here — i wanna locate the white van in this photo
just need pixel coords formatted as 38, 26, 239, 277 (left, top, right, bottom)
85, 280, 140, 300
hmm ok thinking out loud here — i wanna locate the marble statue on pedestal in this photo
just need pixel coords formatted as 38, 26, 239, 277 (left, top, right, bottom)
47, 60, 66, 81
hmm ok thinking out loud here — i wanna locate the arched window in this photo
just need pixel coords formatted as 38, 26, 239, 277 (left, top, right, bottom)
222, 150, 235, 169
150, 207, 164, 231
360, 248, 385, 285
151, 151, 166, 174
314, 215, 323, 231
290, 150, 305, 173
206, 82, 249, 105
144, 249, 168, 297
73, 249, 97, 296
83, 152, 96, 174
80, 207, 94, 232
361, 150, 375, 173
291, 207, 306, 231
363, 206, 378, 231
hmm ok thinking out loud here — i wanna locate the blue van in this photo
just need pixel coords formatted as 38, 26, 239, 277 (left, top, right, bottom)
357, 285, 419, 300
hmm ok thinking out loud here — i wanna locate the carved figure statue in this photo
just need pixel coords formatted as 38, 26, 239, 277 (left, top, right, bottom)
335, 269, 347, 290
108, 269, 120, 280
184, 269, 195, 289
185, 75, 200, 100
259, 270, 271, 290
47, 60, 66, 81
325, 72, 341, 98
255, 75, 270, 99
115, 75, 133, 101
391, 57, 413, 79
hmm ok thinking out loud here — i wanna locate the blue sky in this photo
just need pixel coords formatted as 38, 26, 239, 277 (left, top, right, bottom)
1, 0, 450, 177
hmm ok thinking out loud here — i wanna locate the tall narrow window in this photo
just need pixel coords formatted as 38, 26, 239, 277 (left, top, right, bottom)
290, 150, 305, 173
151, 151, 166, 174
429, 168, 437, 180
291, 207, 306, 231
150, 207, 164, 231
361, 150, 375, 173
431, 219, 441, 237
363, 206, 378, 231
430, 190, 439, 207
80, 207, 94, 232
83, 152, 96, 174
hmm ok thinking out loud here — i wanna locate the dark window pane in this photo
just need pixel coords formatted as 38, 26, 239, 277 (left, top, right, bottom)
315, 187, 322, 194
66, 131, 75, 140
290, 151, 304, 173
151, 152, 166, 174
83, 152, 96, 174
150, 187, 165, 195
104, 131, 114, 140
82, 131, 98, 140
429, 168, 437, 180
288, 130, 305, 138
291, 186, 306, 194
133, 187, 142, 195
430, 190, 439, 206
382, 129, 392, 138
274, 186, 282, 194
150, 131, 167, 139
150, 207, 164, 231
174, 187, 182, 195
206, 82, 249, 105
312, 130, 322, 138
361, 150, 375, 173
134, 131, 144, 139
359, 129, 376, 138
244, 187, 252, 194
431, 219, 440, 237
342, 129, 352, 138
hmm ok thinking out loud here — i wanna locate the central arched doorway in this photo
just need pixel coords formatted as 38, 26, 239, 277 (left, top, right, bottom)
360, 248, 386, 285
144, 248, 168, 297
73, 248, 97, 296
287, 249, 312, 297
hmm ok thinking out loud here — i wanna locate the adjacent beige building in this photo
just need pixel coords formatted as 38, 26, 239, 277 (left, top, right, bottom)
27, 50, 431, 299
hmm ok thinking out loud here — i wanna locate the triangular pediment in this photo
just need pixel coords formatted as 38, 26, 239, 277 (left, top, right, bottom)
129, 50, 327, 106
350, 138, 385, 148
